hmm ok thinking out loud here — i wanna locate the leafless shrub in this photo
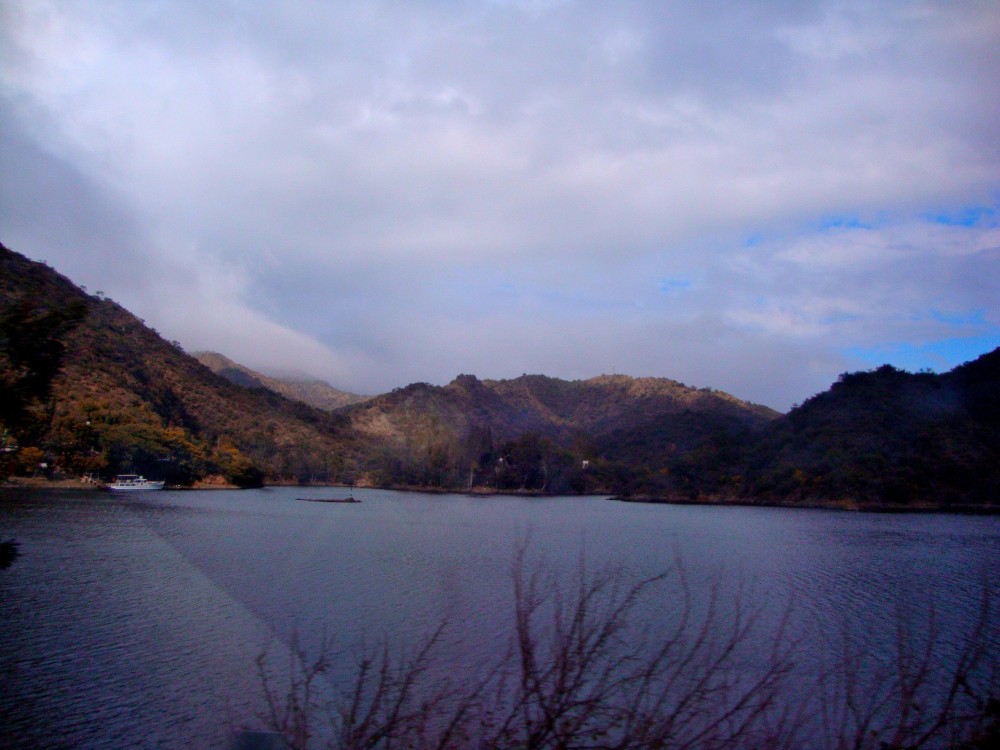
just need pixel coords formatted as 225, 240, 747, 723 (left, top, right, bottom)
331, 621, 486, 750
474, 546, 796, 750
255, 549, 998, 750
814, 584, 999, 750
256, 630, 333, 749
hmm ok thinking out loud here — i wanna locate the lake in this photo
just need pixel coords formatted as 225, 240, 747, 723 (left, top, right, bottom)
1, 487, 998, 748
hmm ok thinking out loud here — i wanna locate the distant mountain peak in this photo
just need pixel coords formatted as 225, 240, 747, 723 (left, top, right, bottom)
192, 351, 368, 411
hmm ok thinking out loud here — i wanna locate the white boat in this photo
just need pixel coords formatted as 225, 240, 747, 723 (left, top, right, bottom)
106, 474, 165, 491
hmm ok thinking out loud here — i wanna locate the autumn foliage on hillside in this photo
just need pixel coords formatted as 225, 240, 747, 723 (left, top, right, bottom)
0, 243, 356, 485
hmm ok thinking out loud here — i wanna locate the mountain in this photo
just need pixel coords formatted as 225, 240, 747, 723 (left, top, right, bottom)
0, 239, 781, 494
740, 353, 1000, 508
339, 372, 779, 493
0, 243, 358, 486
3, 240, 998, 508
193, 351, 368, 410
346, 373, 777, 444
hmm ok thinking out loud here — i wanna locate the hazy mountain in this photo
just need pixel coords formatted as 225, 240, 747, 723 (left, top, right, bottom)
193, 351, 368, 411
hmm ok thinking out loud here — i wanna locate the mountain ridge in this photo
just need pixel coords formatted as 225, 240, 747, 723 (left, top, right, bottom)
192, 350, 369, 411
2, 241, 998, 508
338, 371, 778, 459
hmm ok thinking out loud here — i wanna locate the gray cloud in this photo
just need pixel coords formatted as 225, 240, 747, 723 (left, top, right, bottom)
2, 0, 998, 409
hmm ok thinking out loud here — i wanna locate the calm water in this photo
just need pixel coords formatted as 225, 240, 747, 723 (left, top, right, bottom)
1, 487, 998, 748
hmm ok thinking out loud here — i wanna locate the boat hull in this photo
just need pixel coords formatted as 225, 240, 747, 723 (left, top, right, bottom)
106, 475, 165, 491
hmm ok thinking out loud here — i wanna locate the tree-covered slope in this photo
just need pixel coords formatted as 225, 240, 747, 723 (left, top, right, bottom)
741, 353, 1000, 507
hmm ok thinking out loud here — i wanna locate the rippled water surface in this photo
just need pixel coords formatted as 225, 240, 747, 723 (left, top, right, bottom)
1, 487, 998, 748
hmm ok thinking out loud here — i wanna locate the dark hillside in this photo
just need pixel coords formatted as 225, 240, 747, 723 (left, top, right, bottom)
596, 410, 764, 499
948, 347, 1000, 425
741, 353, 1000, 507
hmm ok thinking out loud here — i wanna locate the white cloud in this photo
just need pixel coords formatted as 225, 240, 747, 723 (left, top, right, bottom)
2, 0, 998, 410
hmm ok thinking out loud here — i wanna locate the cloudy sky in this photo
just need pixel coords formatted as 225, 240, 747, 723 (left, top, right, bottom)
2, 1, 998, 410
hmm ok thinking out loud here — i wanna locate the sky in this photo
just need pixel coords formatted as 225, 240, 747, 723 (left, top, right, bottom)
1, 1, 998, 411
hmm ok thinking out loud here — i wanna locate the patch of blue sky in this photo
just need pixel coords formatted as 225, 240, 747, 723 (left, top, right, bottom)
817, 214, 878, 230
658, 277, 692, 295
924, 204, 997, 227
845, 334, 1000, 374
916, 308, 987, 327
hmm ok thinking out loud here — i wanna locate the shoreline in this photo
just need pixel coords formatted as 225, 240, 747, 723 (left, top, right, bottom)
610, 494, 1000, 515
0, 477, 104, 491
3, 476, 997, 514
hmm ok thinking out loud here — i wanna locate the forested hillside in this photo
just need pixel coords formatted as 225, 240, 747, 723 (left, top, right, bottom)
739, 352, 1000, 508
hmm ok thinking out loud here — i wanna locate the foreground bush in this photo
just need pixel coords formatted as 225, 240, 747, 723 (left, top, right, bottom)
251, 550, 999, 750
